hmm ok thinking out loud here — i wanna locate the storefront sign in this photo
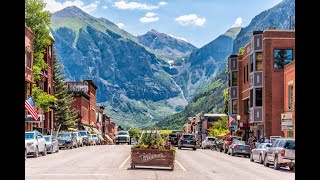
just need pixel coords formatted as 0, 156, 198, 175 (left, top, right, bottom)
281, 121, 293, 126
281, 113, 293, 120
281, 126, 293, 131
68, 84, 88, 92
140, 153, 166, 163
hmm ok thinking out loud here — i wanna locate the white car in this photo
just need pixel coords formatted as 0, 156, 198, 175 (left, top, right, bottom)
72, 132, 83, 147
25, 131, 47, 158
201, 137, 216, 149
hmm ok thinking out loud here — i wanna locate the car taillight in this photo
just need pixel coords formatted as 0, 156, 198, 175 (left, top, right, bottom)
281, 149, 285, 157
250, 146, 252, 150
235, 145, 239, 148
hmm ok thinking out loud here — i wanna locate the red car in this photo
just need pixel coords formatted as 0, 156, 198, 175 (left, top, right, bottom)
223, 135, 241, 153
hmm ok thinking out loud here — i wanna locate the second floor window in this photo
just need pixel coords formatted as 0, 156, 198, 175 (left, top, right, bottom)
256, 52, 263, 71
250, 54, 254, 72
274, 49, 293, 69
256, 88, 262, 106
232, 72, 238, 86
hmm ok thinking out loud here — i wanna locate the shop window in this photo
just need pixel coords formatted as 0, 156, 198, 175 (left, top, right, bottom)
288, 85, 294, 110
232, 100, 238, 114
250, 54, 254, 72
232, 72, 238, 86
256, 52, 263, 71
274, 49, 293, 69
255, 88, 262, 106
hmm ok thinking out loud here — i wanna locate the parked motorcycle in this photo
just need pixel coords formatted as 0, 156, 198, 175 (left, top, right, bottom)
210, 140, 223, 152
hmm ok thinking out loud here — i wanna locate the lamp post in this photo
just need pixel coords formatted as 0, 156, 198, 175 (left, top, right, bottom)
236, 115, 241, 136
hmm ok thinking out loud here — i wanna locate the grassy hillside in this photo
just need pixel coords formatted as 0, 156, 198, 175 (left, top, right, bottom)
157, 71, 228, 129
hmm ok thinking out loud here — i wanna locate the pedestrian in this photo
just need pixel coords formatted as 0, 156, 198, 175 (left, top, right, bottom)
264, 138, 270, 143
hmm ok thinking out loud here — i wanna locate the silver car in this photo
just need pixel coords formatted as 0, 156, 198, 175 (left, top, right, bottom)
44, 135, 59, 154
25, 131, 47, 158
250, 143, 271, 164
264, 138, 295, 171
228, 140, 250, 157
72, 132, 83, 147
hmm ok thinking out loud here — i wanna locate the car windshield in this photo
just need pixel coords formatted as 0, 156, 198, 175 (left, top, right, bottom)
92, 134, 97, 137
208, 138, 215, 141
284, 140, 295, 150
117, 132, 128, 135
58, 133, 71, 138
235, 140, 246, 145
79, 131, 87, 136
183, 135, 194, 139
44, 136, 51, 142
25, 132, 34, 140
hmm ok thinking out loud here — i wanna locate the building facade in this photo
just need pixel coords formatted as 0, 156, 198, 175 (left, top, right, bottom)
228, 30, 295, 140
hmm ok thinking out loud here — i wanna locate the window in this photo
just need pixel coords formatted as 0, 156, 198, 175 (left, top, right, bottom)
284, 140, 295, 150
244, 100, 249, 115
274, 49, 293, 69
250, 54, 254, 72
277, 140, 286, 147
232, 72, 238, 86
288, 85, 294, 110
257, 38, 260, 48
228, 74, 231, 87
250, 89, 253, 107
243, 66, 246, 83
232, 100, 238, 114
246, 64, 249, 82
26, 50, 32, 68
256, 52, 263, 71
255, 88, 262, 106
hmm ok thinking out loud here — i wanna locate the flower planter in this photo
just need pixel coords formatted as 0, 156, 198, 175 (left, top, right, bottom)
131, 148, 175, 170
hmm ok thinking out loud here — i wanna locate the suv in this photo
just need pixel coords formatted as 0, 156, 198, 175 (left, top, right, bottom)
178, 134, 197, 150
223, 135, 241, 153
25, 130, 47, 158
79, 130, 89, 146
264, 138, 295, 171
57, 132, 77, 149
72, 132, 83, 147
115, 131, 130, 145
201, 136, 216, 149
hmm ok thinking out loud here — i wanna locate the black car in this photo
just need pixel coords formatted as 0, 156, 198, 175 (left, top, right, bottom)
178, 134, 197, 150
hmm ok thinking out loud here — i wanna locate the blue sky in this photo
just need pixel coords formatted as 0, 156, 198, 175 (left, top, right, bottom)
44, 0, 283, 48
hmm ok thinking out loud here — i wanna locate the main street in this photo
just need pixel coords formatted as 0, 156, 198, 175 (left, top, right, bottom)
26, 145, 294, 180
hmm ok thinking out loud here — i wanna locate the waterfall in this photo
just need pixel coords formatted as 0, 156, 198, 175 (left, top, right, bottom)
168, 61, 188, 104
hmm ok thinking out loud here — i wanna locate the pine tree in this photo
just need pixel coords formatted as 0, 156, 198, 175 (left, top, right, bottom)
53, 49, 80, 129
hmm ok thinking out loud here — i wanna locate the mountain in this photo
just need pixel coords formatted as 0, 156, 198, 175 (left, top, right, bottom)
157, 71, 227, 129
173, 27, 241, 101
50, 6, 186, 128
137, 29, 197, 61
232, 0, 295, 54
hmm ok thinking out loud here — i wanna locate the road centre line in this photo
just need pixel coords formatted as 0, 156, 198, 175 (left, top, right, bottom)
119, 155, 131, 169
175, 160, 186, 171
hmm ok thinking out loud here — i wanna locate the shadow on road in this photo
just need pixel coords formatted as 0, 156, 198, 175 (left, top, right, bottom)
127, 167, 173, 171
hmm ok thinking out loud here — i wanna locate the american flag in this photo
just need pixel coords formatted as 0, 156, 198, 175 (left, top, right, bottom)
228, 115, 234, 125
25, 97, 38, 121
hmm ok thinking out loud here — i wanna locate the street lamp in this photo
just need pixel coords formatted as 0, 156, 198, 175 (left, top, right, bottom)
236, 115, 241, 131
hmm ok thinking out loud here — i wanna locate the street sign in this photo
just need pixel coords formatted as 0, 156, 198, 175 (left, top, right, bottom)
281, 113, 293, 120
281, 126, 293, 131
281, 121, 293, 126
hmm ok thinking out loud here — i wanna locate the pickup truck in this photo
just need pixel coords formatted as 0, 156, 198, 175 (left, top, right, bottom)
115, 131, 131, 145
263, 138, 295, 171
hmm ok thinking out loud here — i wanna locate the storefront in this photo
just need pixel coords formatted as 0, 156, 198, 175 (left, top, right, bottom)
281, 113, 294, 138
250, 123, 264, 140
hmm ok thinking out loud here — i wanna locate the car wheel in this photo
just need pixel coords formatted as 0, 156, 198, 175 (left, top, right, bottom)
259, 154, 263, 164
41, 146, 47, 156
178, 146, 181, 149
70, 145, 73, 149
250, 153, 254, 162
274, 156, 280, 170
193, 147, 196, 151
289, 165, 295, 171
33, 146, 39, 158
224, 147, 228, 153
264, 155, 269, 167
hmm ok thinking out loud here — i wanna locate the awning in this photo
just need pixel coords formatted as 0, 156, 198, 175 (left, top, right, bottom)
105, 134, 113, 142
92, 127, 101, 135
82, 124, 92, 132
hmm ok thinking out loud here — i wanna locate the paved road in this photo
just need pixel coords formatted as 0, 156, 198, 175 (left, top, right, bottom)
25, 145, 294, 180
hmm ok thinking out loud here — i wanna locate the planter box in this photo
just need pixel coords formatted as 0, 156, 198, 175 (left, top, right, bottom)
131, 148, 175, 170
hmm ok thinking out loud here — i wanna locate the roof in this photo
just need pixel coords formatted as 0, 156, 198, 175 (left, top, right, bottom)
84, 80, 98, 89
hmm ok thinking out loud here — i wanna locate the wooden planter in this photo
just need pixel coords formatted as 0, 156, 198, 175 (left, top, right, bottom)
131, 148, 175, 170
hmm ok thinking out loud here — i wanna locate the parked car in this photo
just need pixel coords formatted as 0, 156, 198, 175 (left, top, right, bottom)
44, 135, 59, 154
264, 138, 295, 171
72, 132, 83, 147
178, 134, 197, 150
115, 131, 131, 145
79, 130, 89, 146
87, 134, 96, 146
201, 136, 216, 149
25, 142, 28, 161
91, 134, 101, 145
169, 132, 182, 146
223, 135, 241, 153
57, 132, 77, 149
228, 140, 250, 157
250, 143, 271, 164
25, 130, 47, 158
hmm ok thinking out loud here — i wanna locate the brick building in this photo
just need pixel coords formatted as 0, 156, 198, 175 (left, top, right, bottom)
228, 30, 295, 140
66, 80, 98, 132
282, 61, 295, 138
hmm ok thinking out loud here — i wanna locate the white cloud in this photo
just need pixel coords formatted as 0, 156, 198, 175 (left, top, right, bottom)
167, 34, 188, 42
140, 12, 159, 23
44, 0, 100, 13
175, 14, 206, 26
113, 1, 159, 10
158, 2, 167, 6
145, 12, 157, 17
231, 17, 243, 27
116, 22, 125, 29
102, 5, 108, 9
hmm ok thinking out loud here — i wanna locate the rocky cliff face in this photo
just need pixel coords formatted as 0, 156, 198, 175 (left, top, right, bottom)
232, 0, 295, 54
137, 29, 197, 61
